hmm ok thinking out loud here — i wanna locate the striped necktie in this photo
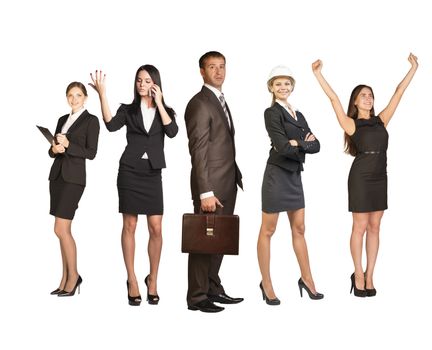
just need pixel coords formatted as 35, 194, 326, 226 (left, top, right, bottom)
218, 93, 231, 128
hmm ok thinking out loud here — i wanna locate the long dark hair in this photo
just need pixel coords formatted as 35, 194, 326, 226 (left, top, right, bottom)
124, 64, 175, 117
344, 84, 375, 156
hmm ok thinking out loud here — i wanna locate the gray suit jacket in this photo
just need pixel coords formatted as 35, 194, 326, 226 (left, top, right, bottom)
185, 86, 242, 202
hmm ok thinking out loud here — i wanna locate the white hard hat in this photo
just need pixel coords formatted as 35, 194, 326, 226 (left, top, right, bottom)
268, 65, 294, 81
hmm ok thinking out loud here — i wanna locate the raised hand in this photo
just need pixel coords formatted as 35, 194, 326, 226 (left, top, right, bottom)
408, 53, 418, 69
89, 70, 107, 95
312, 59, 323, 74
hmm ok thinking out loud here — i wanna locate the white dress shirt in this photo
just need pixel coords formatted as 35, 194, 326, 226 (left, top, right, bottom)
276, 99, 297, 121
204, 83, 231, 127
140, 102, 156, 159
61, 108, 86, 134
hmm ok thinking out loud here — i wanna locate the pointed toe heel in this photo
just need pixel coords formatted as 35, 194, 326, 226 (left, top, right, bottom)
50, 288, 62, 295
58, 276, 82, 297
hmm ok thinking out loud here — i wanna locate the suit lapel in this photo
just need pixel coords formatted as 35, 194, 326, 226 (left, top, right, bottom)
67, 110, 89, 134
275, 103, 302, 127
147, 109, 162, 135
56, 115, 69, 134
202, 86, 233, 135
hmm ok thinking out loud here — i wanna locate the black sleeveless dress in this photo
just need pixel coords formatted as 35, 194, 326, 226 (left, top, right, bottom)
348, 116, 388, 212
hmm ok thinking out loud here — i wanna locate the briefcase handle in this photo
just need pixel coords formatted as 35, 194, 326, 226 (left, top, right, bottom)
206, 215, 215, 236
197, 209, 216, 237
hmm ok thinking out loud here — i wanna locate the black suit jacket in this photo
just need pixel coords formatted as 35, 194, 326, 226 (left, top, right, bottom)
264, 103, 320, 172
185, 86, 243, 202
49, 110, 100, 186
105, 104, 178, 170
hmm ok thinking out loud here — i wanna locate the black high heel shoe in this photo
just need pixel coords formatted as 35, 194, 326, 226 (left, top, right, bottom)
350, 273, 366, 297
145, 275, 159, 305
50, 288, 62, 295
298, 278, 324, 300
259, 282, 280, 305
364, 273, 377, 297
58, 276, 82, 297
366, 288, 377, 297
126, 281, 142, 306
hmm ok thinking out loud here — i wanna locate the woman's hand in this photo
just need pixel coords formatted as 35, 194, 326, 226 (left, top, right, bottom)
51, 140, 65, 154
408, 52, 418, 69
56, 133, 69, 148
151, 84, 163, 106
305, 132, 316, 142
289, 139, 299, 146
88, 70, 107, 95
312, 59, 323, 75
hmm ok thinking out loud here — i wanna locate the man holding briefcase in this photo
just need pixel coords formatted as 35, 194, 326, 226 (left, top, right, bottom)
184, 51, 243, 312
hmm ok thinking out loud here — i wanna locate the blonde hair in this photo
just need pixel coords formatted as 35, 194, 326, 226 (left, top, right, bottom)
267, 76, 296, 106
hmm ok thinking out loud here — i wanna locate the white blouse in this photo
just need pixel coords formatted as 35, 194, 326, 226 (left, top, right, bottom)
61, 108, 86, 134
140, 102, 156, 159
276, 99, 297, 121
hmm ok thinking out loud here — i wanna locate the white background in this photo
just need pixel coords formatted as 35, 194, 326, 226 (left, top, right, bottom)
1, 0, 431, 349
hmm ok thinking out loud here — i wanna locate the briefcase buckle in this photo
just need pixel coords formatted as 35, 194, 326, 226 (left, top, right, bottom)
206, 228, 214, 236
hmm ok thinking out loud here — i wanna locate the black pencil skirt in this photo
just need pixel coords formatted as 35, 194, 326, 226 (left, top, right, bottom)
50, 176, 85, 220
117, 161, 163, 215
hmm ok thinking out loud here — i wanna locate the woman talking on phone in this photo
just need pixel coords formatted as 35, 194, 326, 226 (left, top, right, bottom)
48, 81, 100, 297
89, 65, 178, 306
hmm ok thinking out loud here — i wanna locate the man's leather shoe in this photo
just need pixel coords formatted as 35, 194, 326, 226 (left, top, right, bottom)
188, 299, 224, 313
208, 292, 244, 304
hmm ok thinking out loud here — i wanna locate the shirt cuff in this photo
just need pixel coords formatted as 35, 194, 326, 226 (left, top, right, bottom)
200, 191, 214, 200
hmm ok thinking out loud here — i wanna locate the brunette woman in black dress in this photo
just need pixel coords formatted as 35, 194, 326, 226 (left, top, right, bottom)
90, 66, 178, 305
312, 53, 418, 297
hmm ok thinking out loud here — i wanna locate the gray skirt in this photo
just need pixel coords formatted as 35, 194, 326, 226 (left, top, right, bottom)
261, 163, 304, 213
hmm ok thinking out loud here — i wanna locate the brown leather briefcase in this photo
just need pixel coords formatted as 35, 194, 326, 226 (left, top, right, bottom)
181, 213, 239, 255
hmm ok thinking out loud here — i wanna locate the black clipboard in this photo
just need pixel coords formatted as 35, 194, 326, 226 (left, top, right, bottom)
36, 125, 55, 144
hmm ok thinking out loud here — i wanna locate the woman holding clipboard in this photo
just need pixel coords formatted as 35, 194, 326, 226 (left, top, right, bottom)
47, 81, 100, 297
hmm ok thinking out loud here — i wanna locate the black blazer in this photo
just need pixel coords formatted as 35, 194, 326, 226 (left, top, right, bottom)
185, 86, 243, 202
264, 103, 320, 172
49, 110, 100, 186
105, 104, 178, 170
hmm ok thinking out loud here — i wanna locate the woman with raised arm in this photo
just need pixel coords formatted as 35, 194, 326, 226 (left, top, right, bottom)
89, 66, 178, 306
257, 66, 324, 305
312, 53, 418, 297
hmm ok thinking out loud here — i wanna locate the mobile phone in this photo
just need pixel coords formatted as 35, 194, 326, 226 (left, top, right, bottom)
149, 85, 155, 98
